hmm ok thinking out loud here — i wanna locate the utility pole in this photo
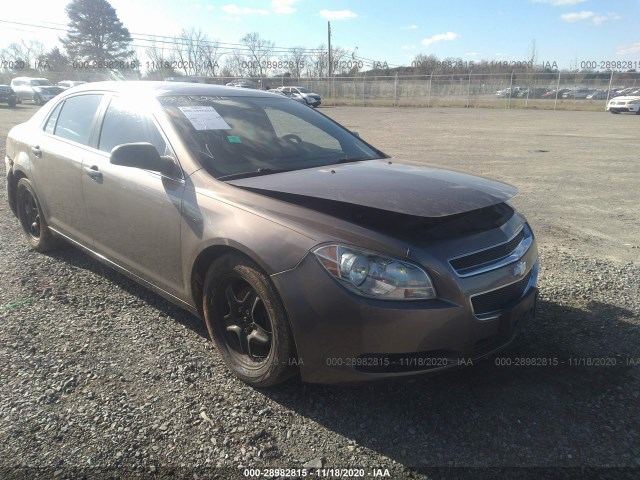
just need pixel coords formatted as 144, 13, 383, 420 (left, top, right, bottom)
327, 21, 332, 78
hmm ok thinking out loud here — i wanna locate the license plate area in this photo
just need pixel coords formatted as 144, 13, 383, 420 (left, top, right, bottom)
499, 287, 538, 340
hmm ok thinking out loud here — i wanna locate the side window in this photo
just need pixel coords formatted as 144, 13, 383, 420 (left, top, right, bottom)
44, 101, 64, 134
54, 94, 103, 145
265, 107, 341, 150
98, 97, 171, 157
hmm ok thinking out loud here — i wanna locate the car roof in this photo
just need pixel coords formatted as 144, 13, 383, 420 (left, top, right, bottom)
69, 81, 277, 98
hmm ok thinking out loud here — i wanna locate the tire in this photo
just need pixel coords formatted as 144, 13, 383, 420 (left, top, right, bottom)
33, 94, 42, 106
16, 178, 60, 252
8, 99, 16, 108
610, 110, 619, 114
202, 253, 297, 387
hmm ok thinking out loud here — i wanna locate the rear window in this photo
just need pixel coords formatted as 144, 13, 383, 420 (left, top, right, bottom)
53, 94, 103, 145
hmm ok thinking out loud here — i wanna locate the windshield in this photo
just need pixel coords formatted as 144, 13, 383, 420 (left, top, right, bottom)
31, 79, 53, 86
159, 95, 383, 179
295, 87, 310, 93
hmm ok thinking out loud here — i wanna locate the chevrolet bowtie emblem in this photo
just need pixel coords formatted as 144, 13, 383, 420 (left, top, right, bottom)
513, 260, 527, 277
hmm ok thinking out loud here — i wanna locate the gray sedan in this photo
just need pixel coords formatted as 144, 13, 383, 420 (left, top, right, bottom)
5, 82, 538, 386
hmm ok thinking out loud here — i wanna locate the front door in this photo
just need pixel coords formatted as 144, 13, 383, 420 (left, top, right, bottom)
81, 96, 186, 294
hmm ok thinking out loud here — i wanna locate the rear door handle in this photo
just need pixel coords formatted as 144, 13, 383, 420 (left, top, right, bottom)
84, 165, 103, 181
31, 145, 42, 158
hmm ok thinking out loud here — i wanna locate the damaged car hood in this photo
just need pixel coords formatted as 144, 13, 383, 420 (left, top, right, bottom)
227, 160, 517, 218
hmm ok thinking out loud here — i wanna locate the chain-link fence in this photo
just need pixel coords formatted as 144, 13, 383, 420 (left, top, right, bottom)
1, 70, 638, 111
286, 72, 639, 111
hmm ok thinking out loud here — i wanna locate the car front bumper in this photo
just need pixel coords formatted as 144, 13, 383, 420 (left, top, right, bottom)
0, 94, 17, 103
608, 106, 639, 113
272, 241, 538, 384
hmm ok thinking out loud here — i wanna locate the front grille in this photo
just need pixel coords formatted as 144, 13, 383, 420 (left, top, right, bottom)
0, 87, 9, 94
471, 270, 532, 316
450, 228, 525, 276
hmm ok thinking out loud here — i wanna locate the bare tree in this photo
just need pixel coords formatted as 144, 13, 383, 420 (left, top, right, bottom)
240, 32, 274, 78
145, 41, 177, 79
170, 28, 221, 77
286, 47, 307, 79
2, 40, 46, 70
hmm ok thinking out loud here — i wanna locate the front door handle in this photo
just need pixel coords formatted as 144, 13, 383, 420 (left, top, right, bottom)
31, 145, 42, 158
84, 165, 103, 182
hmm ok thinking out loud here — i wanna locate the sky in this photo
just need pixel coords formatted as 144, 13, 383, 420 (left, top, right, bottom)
0, 0, 639, 71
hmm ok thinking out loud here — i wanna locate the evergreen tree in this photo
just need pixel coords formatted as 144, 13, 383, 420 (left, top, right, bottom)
61, 0, 133, 62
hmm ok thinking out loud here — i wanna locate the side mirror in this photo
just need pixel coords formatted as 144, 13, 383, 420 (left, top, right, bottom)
351, 131, 360, 138
110, 143, 176, 176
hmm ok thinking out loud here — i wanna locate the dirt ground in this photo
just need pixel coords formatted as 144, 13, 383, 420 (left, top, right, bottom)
323, 106, 640, 265
1, 103, 639, 478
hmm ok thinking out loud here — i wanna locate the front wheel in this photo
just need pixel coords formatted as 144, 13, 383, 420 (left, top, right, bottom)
8, 99, 16, 108
33, 94, 42, 106
16, 178, 60, 252
610, 110, 620, 114
202, 253, 297, 387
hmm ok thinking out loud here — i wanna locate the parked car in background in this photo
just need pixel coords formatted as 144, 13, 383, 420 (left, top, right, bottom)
268, 89, 307, 104
0, 84, 17, 107
225, 79, 258, 89
516, 88, 551, 98
586, 90, 609, 100
5, 81, 538, 386
277, 86, 321, 107
606, 95, 640, 114
541, 88, 570, 99
495, 87, 524, 98
58, 80, 87, 89
10, 77, 64, 105
562, 89, 592, 99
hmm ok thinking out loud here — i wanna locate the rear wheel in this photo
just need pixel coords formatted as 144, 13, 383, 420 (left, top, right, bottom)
610, 110, 619, 114
16, 178, 60, 252
202, 253, 297, 387
33, 94, 42, 106
8, 98, 16, 108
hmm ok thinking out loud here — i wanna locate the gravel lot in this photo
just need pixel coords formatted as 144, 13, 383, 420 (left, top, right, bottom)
1, 104, 639, 480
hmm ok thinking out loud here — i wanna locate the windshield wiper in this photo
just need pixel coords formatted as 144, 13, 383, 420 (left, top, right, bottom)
217, 167, 294, 181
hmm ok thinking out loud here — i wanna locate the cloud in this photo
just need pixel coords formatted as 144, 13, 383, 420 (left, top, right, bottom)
319, 9, 358, 20
401, 45, 416, 50
617, 42, 640, 56
404, 24, 418, 30
592, 13, 621, 25
220, 4, 270, 15
560, 10, 621, 24
271, 0, 297, 14
421, 32, 459, 47
560, 10, 594, 21
531, 0, 587, 5
465, 51, 479, 57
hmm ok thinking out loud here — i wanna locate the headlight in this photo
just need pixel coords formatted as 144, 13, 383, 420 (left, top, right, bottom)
313, 244, 436, 300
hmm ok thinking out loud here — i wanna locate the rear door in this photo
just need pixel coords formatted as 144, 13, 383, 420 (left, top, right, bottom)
30, 94, 104, 246
81, 95, 186, 294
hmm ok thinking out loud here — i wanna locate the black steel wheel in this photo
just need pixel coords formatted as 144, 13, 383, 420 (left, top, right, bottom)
16, 178, 60, 252
203, 253, 297, 387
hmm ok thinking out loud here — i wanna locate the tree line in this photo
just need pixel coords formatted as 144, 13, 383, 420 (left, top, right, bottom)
0, 0, 635, 82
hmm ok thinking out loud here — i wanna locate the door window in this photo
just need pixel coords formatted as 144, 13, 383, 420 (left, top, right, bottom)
98, 97, 172, 157
54, 94, 103, 145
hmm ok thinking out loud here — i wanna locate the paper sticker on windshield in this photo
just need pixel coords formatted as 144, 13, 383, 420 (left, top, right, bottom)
178, 106, 230, 130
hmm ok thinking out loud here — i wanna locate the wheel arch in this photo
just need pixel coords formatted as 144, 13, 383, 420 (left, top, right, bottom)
189, 242, 301, 363
190, 242, 274, 318
7, 165, 29, 217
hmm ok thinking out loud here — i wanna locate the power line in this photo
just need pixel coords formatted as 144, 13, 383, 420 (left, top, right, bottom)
0, 20, 325, 55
